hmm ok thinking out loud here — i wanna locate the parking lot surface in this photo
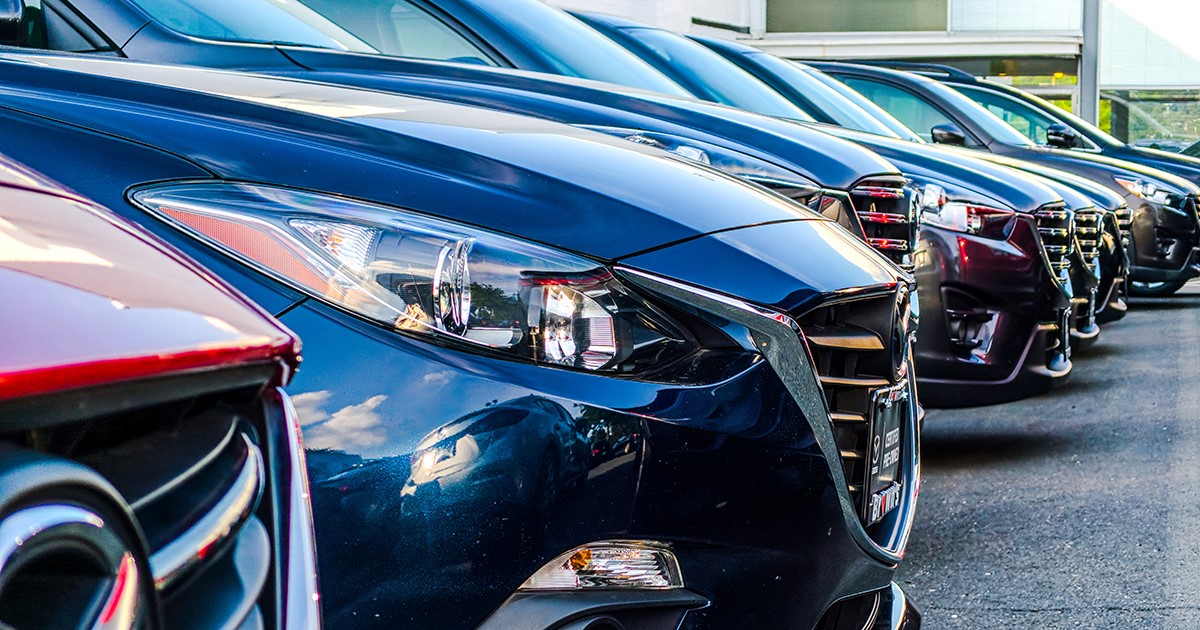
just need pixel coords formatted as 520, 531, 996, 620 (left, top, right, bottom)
898, 282, 1200, 628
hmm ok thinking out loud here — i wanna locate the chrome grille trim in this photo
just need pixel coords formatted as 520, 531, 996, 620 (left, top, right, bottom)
1075, 209, 1103, 272
1035, 205, 1075, 285
850, 177, 919, 272
150, 434, 264, 590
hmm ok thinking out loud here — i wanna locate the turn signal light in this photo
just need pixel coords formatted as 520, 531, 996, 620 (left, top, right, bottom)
520, 541, 683, 590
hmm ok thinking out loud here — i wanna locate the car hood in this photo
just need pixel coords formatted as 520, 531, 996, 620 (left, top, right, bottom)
961, 151, 1126, 211
273, 48, 901, 190
1006, 145, 1200, 198
1125, 146, 1200, 188
0, 53, 825, 262
818, 126, 1061, 213
0, 159, 298, 400
620, 219, 903, 315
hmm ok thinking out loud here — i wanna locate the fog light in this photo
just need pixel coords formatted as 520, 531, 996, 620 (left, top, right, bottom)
520, 541, 683, 590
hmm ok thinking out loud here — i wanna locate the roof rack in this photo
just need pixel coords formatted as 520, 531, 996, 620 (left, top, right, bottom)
853, 61, 977, 81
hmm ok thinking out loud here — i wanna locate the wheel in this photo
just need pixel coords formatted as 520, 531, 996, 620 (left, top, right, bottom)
1128, 279, 1188, 297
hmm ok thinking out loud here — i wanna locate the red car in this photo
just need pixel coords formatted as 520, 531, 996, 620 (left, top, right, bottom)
0, 158, 320, 629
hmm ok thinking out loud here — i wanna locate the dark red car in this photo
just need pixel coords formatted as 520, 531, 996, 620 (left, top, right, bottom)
0, 158, 320, 629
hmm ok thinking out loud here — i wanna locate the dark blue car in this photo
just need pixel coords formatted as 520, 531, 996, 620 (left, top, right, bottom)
10, 0, 933, 271
0, 50, 920, 629
9, 0, 1105, 409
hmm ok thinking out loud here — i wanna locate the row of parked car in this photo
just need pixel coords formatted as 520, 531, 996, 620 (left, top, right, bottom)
3, 0, 1199, 629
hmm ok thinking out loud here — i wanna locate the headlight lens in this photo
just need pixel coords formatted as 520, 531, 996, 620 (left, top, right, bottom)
130, 182, 693, 373
1114, 176, 1170, 204
922, 198, 1015, 239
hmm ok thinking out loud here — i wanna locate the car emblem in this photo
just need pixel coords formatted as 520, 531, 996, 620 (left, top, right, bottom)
0, 504, 144, 629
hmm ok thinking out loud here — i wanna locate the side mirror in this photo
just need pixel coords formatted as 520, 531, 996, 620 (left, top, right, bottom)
1045, 123, 1079, 148
0, 0, 25, 46
930, 123, 966, 146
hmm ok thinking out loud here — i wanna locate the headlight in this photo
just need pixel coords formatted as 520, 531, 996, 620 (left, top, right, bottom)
580, 126, 821, 198
922, 199, 1015, 239
1114, 176, 1170, 204
130, 182, 694, 373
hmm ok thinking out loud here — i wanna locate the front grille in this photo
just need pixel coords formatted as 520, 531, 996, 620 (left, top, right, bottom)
756, 176, 918, 272
1114, 203, 1132, 231
755, 179, 865, 239
1075, 208, 1102, 271
849, 177, 918, 272
1035, 205, 1075, 285
27, 388, 279, 629
797, 290, 908, 525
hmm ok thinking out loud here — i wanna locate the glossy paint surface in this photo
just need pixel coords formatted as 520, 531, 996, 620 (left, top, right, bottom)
814, 62, 1200, 284
913, 217, 1071, 406
43, 0, 899, 190
0, 54, 916, 628
0, 169, 297, 400
0, 52, 828, 262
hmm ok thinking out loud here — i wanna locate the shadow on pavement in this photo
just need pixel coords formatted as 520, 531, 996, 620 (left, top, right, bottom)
920, 429, 1075, 470
1126, 298, 1200, 311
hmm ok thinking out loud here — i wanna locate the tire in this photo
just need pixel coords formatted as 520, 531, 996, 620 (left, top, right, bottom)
1128, 279, 1188, 297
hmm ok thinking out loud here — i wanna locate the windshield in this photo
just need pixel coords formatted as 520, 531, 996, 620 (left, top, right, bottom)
448, 0, 692, 97
924, 79, 1037, 147
801, 65, 924, 142
127, 0, 376, 51
619, 29, 813, 121
740, 53, 901, 135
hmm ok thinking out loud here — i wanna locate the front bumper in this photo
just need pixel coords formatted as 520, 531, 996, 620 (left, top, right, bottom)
477, 582, 921, 630
284, 265, 918, 629
1095, 213, 1129, 324
913, 219, 1072, 408
1126, 195, 1200, 283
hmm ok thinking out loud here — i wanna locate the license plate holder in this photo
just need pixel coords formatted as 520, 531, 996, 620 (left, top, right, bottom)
866, 381, 907, 525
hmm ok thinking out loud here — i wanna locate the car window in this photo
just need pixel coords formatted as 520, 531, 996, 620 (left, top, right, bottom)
841, 76, 975, 145
299, 0, 496, 65
447, 0, 693, 98
955, 84, 1068, 146
125, 0, 376, 52
741, 53, 899, 136
18, 0, 114, 52
620, 29, 813, 121
803, 66, 924, 142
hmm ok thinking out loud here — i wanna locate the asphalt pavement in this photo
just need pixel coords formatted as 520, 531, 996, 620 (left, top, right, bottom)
897, 281, 1200, 628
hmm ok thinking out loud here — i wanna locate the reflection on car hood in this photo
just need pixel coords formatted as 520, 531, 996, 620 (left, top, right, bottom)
0, 159, 298, 399
1029, 145, 1199, 197
272, 47, 902, 190
1127, 145, 1200, 187
0, 52, 826, 262
620, 219, 903, 315
820, 126, 1061, 213
966, 151, 1126, 211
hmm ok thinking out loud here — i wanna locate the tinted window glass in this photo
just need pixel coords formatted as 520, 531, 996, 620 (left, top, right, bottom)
920, 79, 1036, 147
18, 0, 112, 52
126, 0, 375, 51
621, 29, 812, 120
805, 67, 923, 142
451, 0, 692, 97
742, 53, 897, 135
842, 77, 970, 144
299, 0, 496, 65
955, 84, 1063, 145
